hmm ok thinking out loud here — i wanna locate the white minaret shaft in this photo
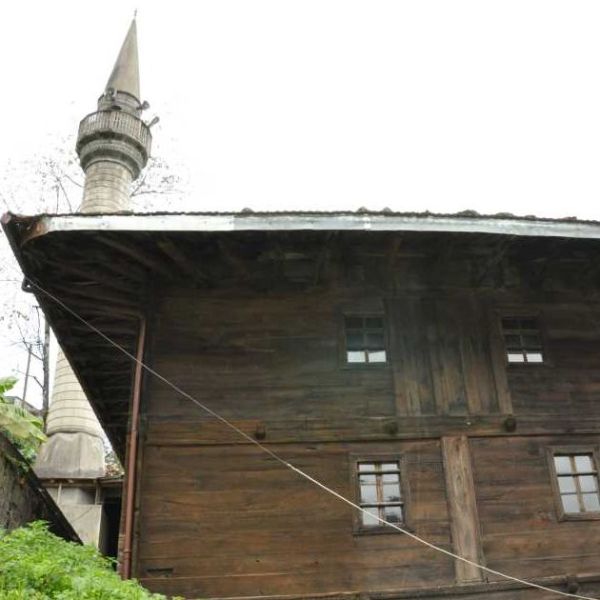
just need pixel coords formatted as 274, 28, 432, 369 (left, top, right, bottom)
35, 19, 151, 484
34, 352, 105, 478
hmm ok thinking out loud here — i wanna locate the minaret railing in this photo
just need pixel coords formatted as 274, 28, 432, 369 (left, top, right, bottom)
77, 110, 151, 150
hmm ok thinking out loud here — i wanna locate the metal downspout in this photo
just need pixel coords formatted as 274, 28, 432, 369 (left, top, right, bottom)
121, 316, 146, 579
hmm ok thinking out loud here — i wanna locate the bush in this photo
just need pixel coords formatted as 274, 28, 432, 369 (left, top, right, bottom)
0, 522, 179, 599
0, 376, 46, 463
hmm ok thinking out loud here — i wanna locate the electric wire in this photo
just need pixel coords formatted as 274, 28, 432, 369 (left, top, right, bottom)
9, 272, 600, 600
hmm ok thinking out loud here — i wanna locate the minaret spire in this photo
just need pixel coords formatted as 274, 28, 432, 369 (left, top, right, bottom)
76, 19, 152, 213
105, 19, 140, 103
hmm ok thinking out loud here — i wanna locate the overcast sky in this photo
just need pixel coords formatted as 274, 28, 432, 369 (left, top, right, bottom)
2, 0, 600, 404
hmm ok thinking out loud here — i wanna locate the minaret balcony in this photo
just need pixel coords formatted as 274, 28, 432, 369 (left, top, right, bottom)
77, 110, 152, 157
76, 110, 152, 177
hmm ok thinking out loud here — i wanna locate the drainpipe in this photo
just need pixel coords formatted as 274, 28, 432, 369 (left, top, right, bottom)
121, 316, 146, 579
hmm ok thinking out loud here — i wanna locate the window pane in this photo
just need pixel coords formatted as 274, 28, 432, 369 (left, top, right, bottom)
347, 351, 366, 363
554, 456, 573, 474
582, 493, 600, 512
365, 317, 383, 329
346, 332, 364, 350
561, 494, 581, 513
575, 455, 594, 473
519, 318, 538, 330
558, 476, 576, 494
360, 484, 377, 504
507, 352, 525, 363
382, 473, 399, 482
345, 317, 363, 329
365, 332, 384, 350
361, 507, 380, 526
358, 463, 375, 472
383, 483, 401, 502
359, 473, 376, 484
502, 318, 520, 330
579, 476, 598, 493
523, 335, 542, 348
504, 334, 521, 349
383, 505, 403, 524
381, 462, 398, 471
526, 352, 544, 363
368, 350, 387, 363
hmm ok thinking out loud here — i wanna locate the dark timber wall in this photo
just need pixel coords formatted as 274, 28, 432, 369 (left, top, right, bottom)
132, 232, 600, 599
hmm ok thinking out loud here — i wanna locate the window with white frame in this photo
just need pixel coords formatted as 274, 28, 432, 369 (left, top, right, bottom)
344, 316, 387, 364
356, 460, 404, 528
551, 451, 600, 517
501, 316, 544, 364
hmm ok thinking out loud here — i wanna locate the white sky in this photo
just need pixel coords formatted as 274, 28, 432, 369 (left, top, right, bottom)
2, 0, 600, 404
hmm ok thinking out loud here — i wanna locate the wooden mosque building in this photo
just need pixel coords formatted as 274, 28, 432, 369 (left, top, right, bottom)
4, 19, 600, 600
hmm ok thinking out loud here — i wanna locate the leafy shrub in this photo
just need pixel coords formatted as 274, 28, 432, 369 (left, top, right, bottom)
0, 521, 178, 599
0, 376, 46, 462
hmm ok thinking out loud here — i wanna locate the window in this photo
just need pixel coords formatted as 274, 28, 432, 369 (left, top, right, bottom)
550, 450, 600, 519
501, 316, 544, 364
344, 315, 387, 364
356, 460, 404, 529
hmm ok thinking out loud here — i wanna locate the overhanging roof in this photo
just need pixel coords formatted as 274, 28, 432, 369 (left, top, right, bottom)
16, 210, 600, 240
4, 209, 600, 457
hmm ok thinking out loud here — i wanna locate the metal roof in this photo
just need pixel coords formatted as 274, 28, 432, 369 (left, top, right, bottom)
18, 210, 600, 242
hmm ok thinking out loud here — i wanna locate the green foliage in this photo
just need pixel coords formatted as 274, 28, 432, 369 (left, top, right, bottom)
0, 377, 46, 462
0, 522, 178, 600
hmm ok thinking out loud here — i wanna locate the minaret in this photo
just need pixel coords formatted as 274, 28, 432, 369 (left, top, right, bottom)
34, 20, 152, 548
77, 19, 151, 213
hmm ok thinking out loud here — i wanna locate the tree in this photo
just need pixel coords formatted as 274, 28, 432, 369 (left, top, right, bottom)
0, 134, 183, 424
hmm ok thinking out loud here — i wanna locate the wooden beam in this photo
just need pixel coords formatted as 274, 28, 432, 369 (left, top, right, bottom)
441, 436, 484, 583
475, 238, 514, 287
143, 414, 600, 446
486, 306, 513, 415
51, 260, 140, 296
313, 233, 334, 286
157, 238, 209, 283
97, 236, 176, 280
52, 282, 138, 308
218, 238, 250, 278
55, 296, 140, 318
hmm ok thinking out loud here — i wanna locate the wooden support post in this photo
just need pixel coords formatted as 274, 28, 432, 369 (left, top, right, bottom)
441, 436, 485, 583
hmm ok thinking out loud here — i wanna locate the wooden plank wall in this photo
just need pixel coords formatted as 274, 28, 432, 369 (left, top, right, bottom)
146, 289, 396, 421
137, 441, 453, 599
472, 435, 600, 580
441, 436, 484, 583
504, 304, 600, 418
146, 288, 511, 423
134, 269, 600, 598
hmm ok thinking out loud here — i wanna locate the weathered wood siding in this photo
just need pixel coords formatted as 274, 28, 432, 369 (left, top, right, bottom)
137, 441, 452, 598
472, 435, 600, 582
146, 289, 396, 421
134, 235, 600, 599
504, 304, 600, 418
